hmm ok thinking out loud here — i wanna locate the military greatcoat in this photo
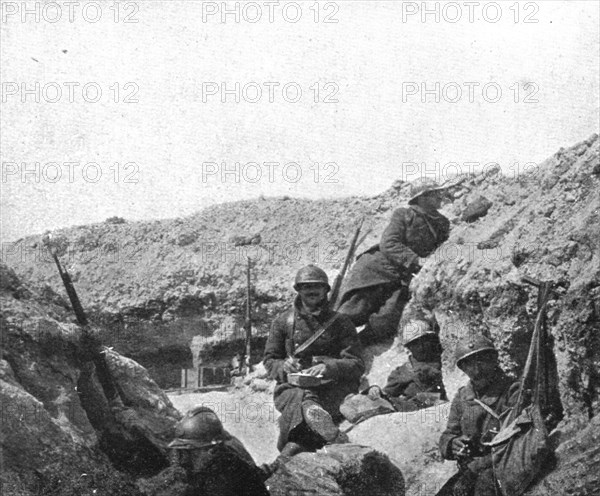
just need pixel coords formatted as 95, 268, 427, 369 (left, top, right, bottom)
263, 296, 364, 451
341, 204, 450, 295
438, 371, 519, 496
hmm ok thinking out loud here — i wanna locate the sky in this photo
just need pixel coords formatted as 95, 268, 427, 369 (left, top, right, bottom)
1, 0, 599, 242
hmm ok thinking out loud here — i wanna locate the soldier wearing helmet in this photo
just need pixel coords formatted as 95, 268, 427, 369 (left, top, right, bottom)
437, 334, 519, 496
168, 406, 269, 495
376, 318, 447, 411
337, 178, 451, 345
263, 264, 364, 466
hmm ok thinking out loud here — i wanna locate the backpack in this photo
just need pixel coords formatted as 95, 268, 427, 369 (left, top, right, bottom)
487, 403, 550, 496
484, 280, 558, 496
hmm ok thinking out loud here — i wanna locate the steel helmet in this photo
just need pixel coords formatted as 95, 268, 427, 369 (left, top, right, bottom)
408, 179, 446, 205
293, 265, 331, 291
454, 335, 497, 368
168, 406, 229, 450
402, 320, 437, 346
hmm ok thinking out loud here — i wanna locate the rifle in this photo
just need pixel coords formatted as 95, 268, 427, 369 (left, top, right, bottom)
243, 257, 252, 375
437, 175, 471, 200
518, 276, 566, 427
330, 217, 364, 309
42, 234, 121, 403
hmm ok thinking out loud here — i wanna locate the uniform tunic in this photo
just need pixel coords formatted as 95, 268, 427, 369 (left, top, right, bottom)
263, 297, 364, 451
337, 205, 450, 336
438, 371, 519, 496
383, 358, 447, 410
340, 205, 450, 296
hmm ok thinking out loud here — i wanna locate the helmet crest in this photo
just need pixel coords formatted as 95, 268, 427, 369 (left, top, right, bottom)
294, 265, 330, 291
454, 334, 497, 367
168, 406, 230, 450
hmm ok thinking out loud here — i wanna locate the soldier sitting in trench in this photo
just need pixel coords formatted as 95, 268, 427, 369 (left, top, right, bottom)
436, 335, 519, 496
369, 318, 447, 411
167, 406, 269, 496
262, 265, 364, 468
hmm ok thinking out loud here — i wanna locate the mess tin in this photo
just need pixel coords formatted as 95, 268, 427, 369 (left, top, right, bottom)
288, 373, 326, 388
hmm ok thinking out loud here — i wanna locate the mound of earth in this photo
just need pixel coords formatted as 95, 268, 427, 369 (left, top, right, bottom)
2, 134, 599, 495
0, 263, 180, 495
406, 133, 599, 421
266, 444, 405, 496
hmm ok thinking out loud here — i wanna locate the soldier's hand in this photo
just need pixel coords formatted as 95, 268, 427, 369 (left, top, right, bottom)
283, 357, 301, 374
408, 260, 422, 274
304, 363, 327, 377
451, 436, 472, 458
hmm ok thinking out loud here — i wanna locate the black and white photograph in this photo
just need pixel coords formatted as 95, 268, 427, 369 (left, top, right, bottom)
1, 1, 599, 495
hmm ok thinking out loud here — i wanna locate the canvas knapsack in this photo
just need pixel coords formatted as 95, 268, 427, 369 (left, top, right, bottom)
488, 403, 550, 496
485, 280, 558, 496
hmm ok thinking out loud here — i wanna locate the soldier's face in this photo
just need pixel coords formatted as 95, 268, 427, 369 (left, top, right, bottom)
406, 335, 441, 361
297, 283, 328, 309
419, 192, 443, 210
459, 352, 498, 389
173, 446, 216, 473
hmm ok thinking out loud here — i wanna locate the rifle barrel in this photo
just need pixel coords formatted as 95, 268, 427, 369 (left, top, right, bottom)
330, 217, 364, 308
44, 242, 120, 403
244, 258, 252, 372
52, 253, 88, 326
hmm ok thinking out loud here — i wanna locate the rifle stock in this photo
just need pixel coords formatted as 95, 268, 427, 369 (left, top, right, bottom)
438, 176, 471, 199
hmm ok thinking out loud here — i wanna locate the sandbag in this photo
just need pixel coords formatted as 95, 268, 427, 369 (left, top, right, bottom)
340, 387, 395, 424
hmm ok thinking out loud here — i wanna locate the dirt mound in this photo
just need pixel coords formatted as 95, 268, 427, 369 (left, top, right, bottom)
266, 444, 405, 496
0, 263, 180, 495
5, 176, 415, 382
527, 414, 600, 495
3, 134, 599, 495
348, 404, 456, 493
407, 133, 599, 422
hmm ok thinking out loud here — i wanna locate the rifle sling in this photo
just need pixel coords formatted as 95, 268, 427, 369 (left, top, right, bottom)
293, 313, 339, 357
474, 398, 501, 420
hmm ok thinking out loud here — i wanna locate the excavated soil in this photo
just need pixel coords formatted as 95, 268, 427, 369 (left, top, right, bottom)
2, 134, 599, 495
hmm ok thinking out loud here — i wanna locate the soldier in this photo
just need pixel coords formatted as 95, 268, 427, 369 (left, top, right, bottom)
337, 180, 451, 344
263, 265, 364, 463
230, 352, 245, 378
168, 406, 269, 496
377, 319, 447, 411
437, 335, 519, 496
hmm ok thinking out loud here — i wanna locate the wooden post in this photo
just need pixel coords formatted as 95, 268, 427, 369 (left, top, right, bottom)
245, 257, 252, 375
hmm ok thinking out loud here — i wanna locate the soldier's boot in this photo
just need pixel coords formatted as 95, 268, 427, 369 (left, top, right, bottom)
302, 401, 340, 444
258, 442, 306, 481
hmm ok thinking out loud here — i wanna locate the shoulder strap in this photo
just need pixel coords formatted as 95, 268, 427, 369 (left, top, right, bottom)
474, 391, 516, 441
286, 311, 295, 339
285, 311, 295, 356
473, 399, 501, 420
420, 212, 439, 243
293, 312, 339, 357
